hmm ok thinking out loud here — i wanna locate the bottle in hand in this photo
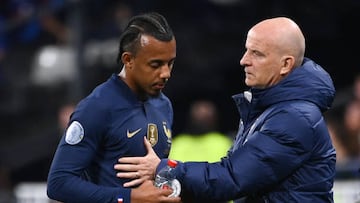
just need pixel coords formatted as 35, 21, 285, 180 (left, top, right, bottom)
154, 159, 181, 197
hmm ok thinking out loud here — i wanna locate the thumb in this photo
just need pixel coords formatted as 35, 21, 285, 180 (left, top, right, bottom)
143, 136, 161, 176
144, 136, 156, 155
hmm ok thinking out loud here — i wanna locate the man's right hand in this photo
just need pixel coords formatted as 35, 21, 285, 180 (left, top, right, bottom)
131, 180, 181, 203
115, 137, 161, 187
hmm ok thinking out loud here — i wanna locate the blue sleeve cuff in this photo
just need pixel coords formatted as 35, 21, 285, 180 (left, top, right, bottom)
156, 159, 169, 174
116, 187, 131, 203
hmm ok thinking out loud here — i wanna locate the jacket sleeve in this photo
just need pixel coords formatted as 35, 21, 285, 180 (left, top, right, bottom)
172, 109, 313, 201
47, 99, 130, 203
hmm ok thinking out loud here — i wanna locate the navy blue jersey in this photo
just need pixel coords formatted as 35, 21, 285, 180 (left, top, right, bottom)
47, 74, 173, 203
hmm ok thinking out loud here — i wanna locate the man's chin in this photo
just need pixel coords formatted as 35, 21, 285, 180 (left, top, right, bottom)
148, 90, 161, 98
244, 80, 252, 87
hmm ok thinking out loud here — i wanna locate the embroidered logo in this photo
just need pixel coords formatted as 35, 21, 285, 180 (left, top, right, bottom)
162, 122, 172, 138
127, 128, 142, 138
147, 123, 158, 146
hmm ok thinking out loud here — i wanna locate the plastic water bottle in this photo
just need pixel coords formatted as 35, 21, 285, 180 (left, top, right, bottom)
154, 159, 181, 197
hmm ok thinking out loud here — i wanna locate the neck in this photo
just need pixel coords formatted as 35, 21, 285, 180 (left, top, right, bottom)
118, 67, 148, 102
119, 66, 126, 79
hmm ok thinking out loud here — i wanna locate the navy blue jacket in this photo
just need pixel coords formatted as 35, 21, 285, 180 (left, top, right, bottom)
162, 58, 336, 202
47, 74, 173, 203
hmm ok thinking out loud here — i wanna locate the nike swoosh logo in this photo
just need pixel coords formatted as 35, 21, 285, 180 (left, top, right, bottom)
127, 128, 142, 138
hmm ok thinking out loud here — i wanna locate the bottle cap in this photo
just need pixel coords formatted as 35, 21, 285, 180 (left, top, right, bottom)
167, 159, 177, 168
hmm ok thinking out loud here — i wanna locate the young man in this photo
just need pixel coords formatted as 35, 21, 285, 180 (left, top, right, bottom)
115, 17, 336, 202
47, 12, 181, 203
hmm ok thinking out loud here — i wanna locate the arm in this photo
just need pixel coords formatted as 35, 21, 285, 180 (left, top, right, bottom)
115, 111, 312, 201
47, 99, 125, 202
171, 110, 313, 201
47, 101, 180, 203
47, 132, 129, 203
48, 137, 180, 203
131, 180, 181, 203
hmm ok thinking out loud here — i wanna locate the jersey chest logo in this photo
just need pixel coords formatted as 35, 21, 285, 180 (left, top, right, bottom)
162, 122, 172, 138
127, 128, 142, 138
147, 123, 158, 146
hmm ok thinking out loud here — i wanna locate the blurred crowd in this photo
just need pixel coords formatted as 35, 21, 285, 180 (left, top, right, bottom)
0, 0, 360, 202
325, 74, 360, 178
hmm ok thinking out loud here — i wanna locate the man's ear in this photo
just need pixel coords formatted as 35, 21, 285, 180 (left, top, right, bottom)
121, 52, 133, 68
280, 56, 295, 75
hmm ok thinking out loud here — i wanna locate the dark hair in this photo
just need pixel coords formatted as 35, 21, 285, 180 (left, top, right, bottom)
116, 12, 174, 64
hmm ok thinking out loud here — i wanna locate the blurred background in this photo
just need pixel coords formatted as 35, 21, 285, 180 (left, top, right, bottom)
0, 0, 359, 202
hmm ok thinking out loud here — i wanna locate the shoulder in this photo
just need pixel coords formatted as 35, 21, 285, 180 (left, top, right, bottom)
71, 89, 116, 127
262, 101, 322, 141
269, 101, 321, 125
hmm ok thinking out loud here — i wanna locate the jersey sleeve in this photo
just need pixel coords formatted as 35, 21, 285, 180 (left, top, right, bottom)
47, 98, 130, 203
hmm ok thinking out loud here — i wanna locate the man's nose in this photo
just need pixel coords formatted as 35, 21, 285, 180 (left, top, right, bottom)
240, 52, 248, 66
160, 65, 171, 79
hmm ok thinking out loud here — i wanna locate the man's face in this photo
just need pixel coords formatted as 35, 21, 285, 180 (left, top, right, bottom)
127, 35, 176, 98
239, 30, 283, 89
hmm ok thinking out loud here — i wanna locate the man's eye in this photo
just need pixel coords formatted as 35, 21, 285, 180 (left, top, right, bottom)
253, 50, 264, 57
168, 62, 174, 70
150, 63, 161, 68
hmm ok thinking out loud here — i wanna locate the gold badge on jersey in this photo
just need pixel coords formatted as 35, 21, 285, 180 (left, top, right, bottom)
162, 122, 172, 139
147, 123, 158, 147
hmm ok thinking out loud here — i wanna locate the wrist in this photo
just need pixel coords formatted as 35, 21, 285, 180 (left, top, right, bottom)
156, 159, 169, 174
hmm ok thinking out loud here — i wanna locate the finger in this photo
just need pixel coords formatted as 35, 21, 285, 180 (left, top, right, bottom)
114, 163, 137, 171
169, 197, 182, 203
143, 136, 155, 155
118, 157, 141, 164
116, 172, 132, 179
159, 190, 182, 202
116, 171, 139, 179
163, 196, 182, 203
123, 178, 144, 188
159, 188, 173, 196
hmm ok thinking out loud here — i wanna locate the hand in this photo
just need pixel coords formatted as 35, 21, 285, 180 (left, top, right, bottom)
131, 180, 181, 203
114, 136, 161, 187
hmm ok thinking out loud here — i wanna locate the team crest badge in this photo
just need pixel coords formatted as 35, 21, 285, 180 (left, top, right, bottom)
162, 122, 172, 139
147, 123, 158, 146
65, 121, 84, 145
